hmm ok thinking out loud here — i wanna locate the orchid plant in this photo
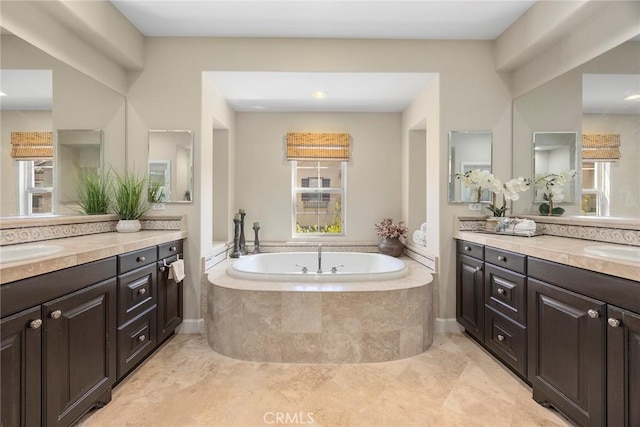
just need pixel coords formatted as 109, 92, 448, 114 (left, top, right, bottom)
487, 177, 532, 217
454, 169, 501, 203
535, 170, 577, 215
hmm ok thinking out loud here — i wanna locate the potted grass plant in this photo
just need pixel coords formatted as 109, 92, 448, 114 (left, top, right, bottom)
75, 169, 111, 215
112, 169, 149, 232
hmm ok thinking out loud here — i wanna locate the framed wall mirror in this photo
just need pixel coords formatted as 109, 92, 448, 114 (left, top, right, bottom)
148, 130, 193, 203
448, 131, 493, 203
533, 131, 577, 203
57, 129, 103, 206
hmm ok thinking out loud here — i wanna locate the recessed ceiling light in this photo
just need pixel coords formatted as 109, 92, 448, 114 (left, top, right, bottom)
313, 91, 327, 99
0, 92, 6, 97
624, 94, 640, 101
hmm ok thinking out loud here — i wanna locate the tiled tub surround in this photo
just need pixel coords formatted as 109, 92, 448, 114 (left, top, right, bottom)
0, 214, 184, 246
207, 257, 434, 363
0, 229, 187, 284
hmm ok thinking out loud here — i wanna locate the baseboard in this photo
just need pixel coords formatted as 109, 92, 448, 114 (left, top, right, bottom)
176, 319, 205, 333
435, 317, 464, 334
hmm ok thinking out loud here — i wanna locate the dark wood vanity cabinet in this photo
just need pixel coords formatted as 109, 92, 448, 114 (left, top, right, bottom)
0, 238, 185, 427
528, 278, 605, 427
456, 238, 640, 427
1, 307, 42, 427
0, 258, 117, 427
157, 240, 184, 344
606, 306, 640, 427
456, 241, 485, 342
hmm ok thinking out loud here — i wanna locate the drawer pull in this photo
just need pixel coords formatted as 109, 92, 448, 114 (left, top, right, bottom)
497, 288, 505, 295
588, 309, 600, 319
464, 246, 471, 251
137, 256, 146, 262
608, 318, 621, 328
497, 256, 506, 262
138, 334, 146, 342
50, 310, 62, 320
138, 288, 147, 295
29, 319, 43, 329
497, 334, 505, 342
170, 246, 177, 252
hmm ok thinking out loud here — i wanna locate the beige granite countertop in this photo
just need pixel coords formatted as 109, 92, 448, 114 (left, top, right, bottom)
455, 230, 639, 282
0, 230, 187, 284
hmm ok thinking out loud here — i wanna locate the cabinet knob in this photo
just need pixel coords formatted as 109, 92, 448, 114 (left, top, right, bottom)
138, 288, 147, 295
464, 246, 471, 251
29, 319, 43, 329
497, 334, 505, 342
497, 288, 506, 295
497, 256, 506, 262
170, 246, 177, 252
608, 318, 621, 328
50, 310, 62, 320
138, 334, 146, 342
160, 266, 166, 272
587, 309, 600, 319
474, 266, 482, 272
137, 256, 146, 262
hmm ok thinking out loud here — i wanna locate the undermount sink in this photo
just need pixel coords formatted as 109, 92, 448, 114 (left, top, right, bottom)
0, 244, 64, 264
584, 245, 640, 263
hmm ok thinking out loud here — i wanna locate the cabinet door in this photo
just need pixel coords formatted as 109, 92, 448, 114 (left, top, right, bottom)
607, 306, 640, 427
1, 307, 42, 427
43, 279, 117, 427
157, 257, 183, 343
528, 278, 605, 427
456, 254, 484, 341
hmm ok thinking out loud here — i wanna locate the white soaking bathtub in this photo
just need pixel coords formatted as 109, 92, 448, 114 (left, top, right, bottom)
208, 253, 434, 363
227, 251, 409, 282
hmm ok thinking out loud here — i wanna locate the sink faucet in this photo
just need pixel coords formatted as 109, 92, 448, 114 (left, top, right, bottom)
317, 244, 322, 274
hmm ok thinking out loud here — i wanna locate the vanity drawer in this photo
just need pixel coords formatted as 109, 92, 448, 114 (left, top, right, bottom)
457, 240, 484, 260
117, 305, 157, 380
118, 247, 157, 274
117, 264, 157, 325
485, 264, 527, 325
486, 247, 526, 275
484, 307, 527, 379
158, 240, 183, 259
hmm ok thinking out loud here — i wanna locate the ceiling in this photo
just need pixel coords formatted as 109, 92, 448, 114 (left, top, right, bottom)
110, 0, 535, 112
582, 74, 640, 115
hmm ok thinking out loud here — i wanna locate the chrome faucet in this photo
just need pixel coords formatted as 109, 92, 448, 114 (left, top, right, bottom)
317, 244, 322, 274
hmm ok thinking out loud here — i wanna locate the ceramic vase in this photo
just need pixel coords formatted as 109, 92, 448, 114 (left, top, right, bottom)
116, 219, 141, 233
378, 237, 404, 257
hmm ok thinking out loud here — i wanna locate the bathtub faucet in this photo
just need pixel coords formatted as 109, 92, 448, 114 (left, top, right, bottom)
317, 244, 323, 274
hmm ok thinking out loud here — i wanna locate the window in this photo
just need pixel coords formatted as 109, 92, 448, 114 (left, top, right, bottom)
292, 161, 345, 236
581, 161, 610, 216
19, 159, 54, 215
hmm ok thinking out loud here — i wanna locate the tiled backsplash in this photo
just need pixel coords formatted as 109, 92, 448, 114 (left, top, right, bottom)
456, 215, 640, 246
0, 215, 184, 246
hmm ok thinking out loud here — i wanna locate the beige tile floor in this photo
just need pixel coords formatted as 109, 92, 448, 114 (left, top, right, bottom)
77, 333, 573, 427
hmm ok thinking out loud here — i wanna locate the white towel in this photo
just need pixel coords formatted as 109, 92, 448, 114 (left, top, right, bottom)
168, 259, 185, 282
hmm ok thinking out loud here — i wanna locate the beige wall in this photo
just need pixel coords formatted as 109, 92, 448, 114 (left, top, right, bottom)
235, 112, 402, 241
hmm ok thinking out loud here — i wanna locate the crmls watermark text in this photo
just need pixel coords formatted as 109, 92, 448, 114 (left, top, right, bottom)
263, 411, 315, 425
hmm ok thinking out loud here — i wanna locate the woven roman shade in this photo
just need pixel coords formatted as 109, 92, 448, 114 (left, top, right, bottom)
582, 133, 621, 161
286, 132, 350, 161
10, 132, 53, 159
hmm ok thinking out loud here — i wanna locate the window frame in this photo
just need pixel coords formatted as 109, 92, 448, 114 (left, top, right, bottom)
291, 160, 346, 238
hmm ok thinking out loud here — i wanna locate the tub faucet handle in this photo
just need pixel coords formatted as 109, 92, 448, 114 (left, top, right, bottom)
295, 264, 309, 273
331, 265, 344, 274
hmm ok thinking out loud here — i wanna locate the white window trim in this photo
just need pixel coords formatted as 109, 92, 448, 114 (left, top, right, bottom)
291, 160, 346, 238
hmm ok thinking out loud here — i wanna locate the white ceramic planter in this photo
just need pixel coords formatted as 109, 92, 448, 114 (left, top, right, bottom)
116, 219, 141, 233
